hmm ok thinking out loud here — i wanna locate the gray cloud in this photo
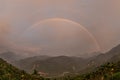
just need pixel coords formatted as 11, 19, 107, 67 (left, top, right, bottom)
17, 19, 99, 56
0, 19, 11, 51
0, 0, 120, 56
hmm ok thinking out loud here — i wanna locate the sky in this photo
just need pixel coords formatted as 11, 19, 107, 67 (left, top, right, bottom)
0, 0, 120, 57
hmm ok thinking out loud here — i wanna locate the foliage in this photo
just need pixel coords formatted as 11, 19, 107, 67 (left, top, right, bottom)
1, 57, 120, 80
71, 61, 120, 80
0, 58, 44, 80
110, 72, 120, 80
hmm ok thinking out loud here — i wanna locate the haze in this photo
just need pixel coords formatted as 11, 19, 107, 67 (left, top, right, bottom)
0, 0, 120, 57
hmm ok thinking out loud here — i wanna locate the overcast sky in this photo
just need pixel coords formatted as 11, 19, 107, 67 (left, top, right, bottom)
0, 0, 120, 57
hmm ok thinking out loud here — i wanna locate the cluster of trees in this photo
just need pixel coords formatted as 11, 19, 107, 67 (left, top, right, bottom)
1, 57, 120, 80
50, 62, 120, 80
71, 62, 120, 80
0, 58, 45, 80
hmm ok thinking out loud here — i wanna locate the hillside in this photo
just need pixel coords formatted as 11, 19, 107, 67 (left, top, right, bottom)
0, 51, 24, 63
1, 56, 120, 80
14, 44, 120, 77
83, 44, 120, 69
15, 56, 86, 76
72, 61, 120, 80
15, 55, 50, 65
0, 58, 43, 80
52, 61, 120, 80
0, 44, 120, 79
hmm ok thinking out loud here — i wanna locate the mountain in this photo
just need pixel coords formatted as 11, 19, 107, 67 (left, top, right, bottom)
14, 44, 120, 77
15, 56, 87, 76
87, 44, 120, 67
33, 56, 85, 75
2, 55, 120, 80
14, 55, 50, 70
72, 61, 120, 80
107, 44, 120, 62
16, 55, 50, 63
0, 58, 43, 80
107, 44, 120, 55
0, 51, 24, 63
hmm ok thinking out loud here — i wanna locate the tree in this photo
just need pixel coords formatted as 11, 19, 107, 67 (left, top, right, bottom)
32, 69, 38, 75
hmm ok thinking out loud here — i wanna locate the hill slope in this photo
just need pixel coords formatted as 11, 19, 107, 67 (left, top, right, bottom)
0, 51, 24, 62
15, 56, 86, 76
14, 44, 120, 77
0, 58, 43, 80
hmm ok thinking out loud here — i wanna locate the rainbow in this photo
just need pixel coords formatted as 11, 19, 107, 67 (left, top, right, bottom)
26, 18, 101, 52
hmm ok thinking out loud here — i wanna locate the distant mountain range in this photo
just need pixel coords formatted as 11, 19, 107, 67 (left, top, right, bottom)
88, 44, 120, 66
1, 44, 120, 76
0, 51, 24, 63
14, 56, 86, 76
1, 56, 120, 80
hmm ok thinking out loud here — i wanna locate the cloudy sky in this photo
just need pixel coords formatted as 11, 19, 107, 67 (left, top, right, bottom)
0, 0, 120, 57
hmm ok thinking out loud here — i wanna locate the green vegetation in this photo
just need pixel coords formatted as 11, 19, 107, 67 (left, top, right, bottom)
50, 61, 120, 80
71, 61, 120, 80
0, 58, 44, 80
1, 57, 120, 80
111, 72, 120, 80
